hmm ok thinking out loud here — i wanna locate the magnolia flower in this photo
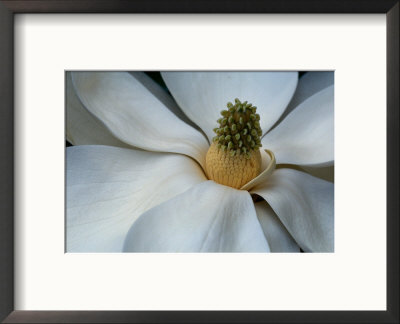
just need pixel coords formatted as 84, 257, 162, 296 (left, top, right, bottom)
66, 71, 334, 253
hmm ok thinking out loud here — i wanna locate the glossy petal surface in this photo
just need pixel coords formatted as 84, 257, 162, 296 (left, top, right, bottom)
262, 86, 334, 166
67, 145, 206, 252
124, 181, 270, 252
72, 72, 209, 168
255, 201, 300, 252
66, 73, 130, 148
252, 168, 334, 252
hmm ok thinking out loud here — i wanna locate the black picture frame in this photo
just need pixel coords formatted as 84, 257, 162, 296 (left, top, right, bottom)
0, 1, 398, 323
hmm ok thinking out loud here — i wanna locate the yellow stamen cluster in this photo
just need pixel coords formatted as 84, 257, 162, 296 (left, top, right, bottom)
206, 99, 262, 189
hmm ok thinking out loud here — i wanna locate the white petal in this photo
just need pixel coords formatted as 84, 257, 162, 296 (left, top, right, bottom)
71, 72, 209, 168
252, 168, 334, 252
161, 72, 298, 142
254, 201, 300, 253
123, 181, 270, 252
67, 145, 207, 252
127, 72, 203, 133
262, 86, 334, 166
282, 71, 334, 119
66, 73, 131, 148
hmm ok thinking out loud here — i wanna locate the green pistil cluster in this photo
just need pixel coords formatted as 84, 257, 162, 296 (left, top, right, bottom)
212, 98, 262, 158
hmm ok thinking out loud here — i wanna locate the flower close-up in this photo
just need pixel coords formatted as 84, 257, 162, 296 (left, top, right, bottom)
66, 71, 334, 253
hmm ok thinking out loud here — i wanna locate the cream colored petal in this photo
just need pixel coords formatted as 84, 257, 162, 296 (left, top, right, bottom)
254, 201, 300, 253
241, 149, 276, 191
66, 72, 131, 148
161, 72, 298, 142
301, 165, 334, 182
66, 145, 207, 252
275, 164, 335, 183
252, 168, 334, 252
71, 72, 209, 169
123, 181, 270, 252
262, 86, 334, 166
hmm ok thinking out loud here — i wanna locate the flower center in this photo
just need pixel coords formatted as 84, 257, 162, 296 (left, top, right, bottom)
205, 99, 263, 189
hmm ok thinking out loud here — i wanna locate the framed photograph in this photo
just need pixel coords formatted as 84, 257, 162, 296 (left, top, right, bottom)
1, 1, 398, 323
